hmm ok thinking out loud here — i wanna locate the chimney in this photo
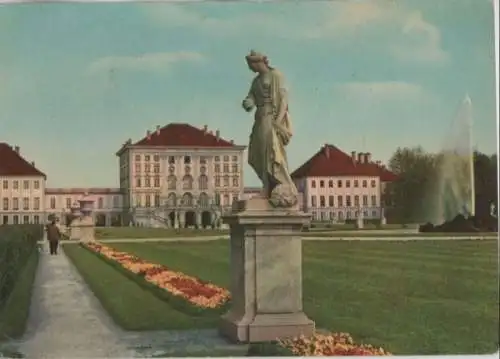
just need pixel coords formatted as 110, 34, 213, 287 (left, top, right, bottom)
365, 152, 372, 163
14, 146, 20, 154
146, 130, 151, 140
215, 129, 220, 141
203, 125, 208, 133
155, 125, 161, 135
31, 161, 35, 167
230, 139, 234, 145
357, 152, 363, 163
127, 138, 132, 145
324, 144, 330, 158
351, 151, 356, 163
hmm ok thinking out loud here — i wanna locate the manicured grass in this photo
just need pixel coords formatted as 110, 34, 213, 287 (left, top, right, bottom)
95, 227, 228, 239
63, 243, 217, 331
0, 250, 39, 342
301, 231, 498, 237
108, 239, 499, 355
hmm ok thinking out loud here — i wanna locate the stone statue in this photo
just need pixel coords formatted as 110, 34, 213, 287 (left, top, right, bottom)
242, 50, 298, 208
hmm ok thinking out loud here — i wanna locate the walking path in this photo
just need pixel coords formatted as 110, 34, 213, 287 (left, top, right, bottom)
2, 243, 245, 358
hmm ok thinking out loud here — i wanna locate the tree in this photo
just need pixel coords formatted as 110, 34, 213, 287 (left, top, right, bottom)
473, 151, 498, 217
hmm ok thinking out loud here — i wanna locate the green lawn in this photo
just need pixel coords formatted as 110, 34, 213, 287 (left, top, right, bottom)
102, 239, 499, 355
95, 227, 228, 239
301, 231, 498, 237
63, 243, 217, 331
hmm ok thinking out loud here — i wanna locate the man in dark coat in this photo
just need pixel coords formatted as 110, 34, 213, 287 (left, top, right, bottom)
46, 219, 61, 255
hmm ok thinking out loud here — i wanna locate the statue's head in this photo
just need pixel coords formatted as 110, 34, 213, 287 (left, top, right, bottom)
245, 50, 270, 73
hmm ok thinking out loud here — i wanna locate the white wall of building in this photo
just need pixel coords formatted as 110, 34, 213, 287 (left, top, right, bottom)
0, 175, 46, 224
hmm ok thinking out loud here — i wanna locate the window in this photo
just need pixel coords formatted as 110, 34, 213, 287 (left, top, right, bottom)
21, 197, 28, 210
319, 196, 325, 207
13, 181, 19, 190
346, 180, 351, 188
167, 175, 176, 190
145, 195, 151, 207
113, 196, 119, 208
34, 197, 40, 210
200, 156, 207, 164
154, 194, 160, 207
134, 195, 142, 207
66, 197, 71, 208
34, 180, 40, 189
136, 178, 141, 188
98, 197, 103, 209
135, 154, 141, 161
168, 156, 175, 164
214, 156, 220, 162
362, 180, 367, 188
371, 180, 376, 188
2, 198, 8, 211
23, 180, 29, 190
328, 196, 334, 207
145, 177, 151, 187
232, 164, 238, 173
50, 197, 56, 209
12, 198, 19, 210
182, 175, 193, 190
346, 195, 351, 207
215, 176, 221, 187
223, 155, 229, 162
144, 155, 150, 162
232, 155, 238, 161
154, 176, 160, 188
215, 164, 221, 173
23, 215, 29, 224
320, 180, 325, 188
362, 195, 368, 206
232, 176, 239, 187
33, 215, 39, 224
2, 180, 7, 189
337, 180, 342, 188
372, 210, 377, 217
153, 164, 160, 173
354, 180, 359, 188
13, 215, 19, 224
232, 193, 239, 204
153, 154, 160, 162
184, 156, 191, 164
145, 164, 151, 172
311, 195, 317, 207
199, 175, 208, 190
223, 164, 229, 172
354, 195, 360, 206
337, 195, 343, 207
311, 180, 316, 188
329, 212, 335, 220
223, 175, 229, 187
135, 163, 141, 172
371, 195, 377, 206
328, 180, 334, 188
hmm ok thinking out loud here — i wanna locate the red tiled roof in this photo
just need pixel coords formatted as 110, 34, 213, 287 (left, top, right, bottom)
117, 123, 243, 154
0, 143, 46, 177
291, 144, 397, 181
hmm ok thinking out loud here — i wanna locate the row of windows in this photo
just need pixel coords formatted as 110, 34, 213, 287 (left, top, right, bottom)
137, 175, 240, 190
312, 210, 379, 221
134, 154, 239, 165
311, 179, 377, 189
310, 195, 377, 207
2, 197, 41, 211
2, 180, 41, 191
133, 192, 239, 207
48, 196, 121, 210
135, 154, 161, 162
2, 215, 40, 225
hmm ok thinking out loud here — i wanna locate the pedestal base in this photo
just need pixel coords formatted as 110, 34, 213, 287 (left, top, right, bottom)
219, 196, 315, 343
220, 311, 314, 343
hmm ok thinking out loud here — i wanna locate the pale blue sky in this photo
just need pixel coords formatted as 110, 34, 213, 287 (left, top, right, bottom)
0, 0, 497, 187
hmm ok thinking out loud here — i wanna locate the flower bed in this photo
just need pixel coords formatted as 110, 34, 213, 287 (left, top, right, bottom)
278, 332, 391, 356
83, 242, 230, 313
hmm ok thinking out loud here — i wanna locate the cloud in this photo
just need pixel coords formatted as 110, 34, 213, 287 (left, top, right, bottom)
334, 81, 425, 100
86, 51, 205, 75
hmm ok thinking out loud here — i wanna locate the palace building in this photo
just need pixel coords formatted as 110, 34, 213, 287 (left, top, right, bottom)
291, 144, 397, 222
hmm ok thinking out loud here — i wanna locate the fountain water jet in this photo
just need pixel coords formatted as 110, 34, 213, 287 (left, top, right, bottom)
428, 94, 475, 225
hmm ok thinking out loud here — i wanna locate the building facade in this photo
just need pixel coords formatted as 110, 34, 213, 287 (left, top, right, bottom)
0, 143, 46, 225
45, 188, 123, 227
292, 144, 397, 223
116, 123, 247, 228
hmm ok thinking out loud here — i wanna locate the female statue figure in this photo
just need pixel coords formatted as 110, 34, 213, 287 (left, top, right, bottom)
242, 50, 298, 208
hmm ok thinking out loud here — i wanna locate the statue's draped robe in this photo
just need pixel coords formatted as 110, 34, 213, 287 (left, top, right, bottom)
244, 69, 298, 207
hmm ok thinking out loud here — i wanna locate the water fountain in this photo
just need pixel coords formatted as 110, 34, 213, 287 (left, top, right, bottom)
420, 95, 496, 232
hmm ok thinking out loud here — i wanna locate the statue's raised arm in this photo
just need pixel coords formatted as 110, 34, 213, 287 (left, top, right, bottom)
243, 50, 298, 208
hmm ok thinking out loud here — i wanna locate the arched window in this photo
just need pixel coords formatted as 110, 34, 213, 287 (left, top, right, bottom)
167, 175, 177, 190
167, 192, 177, 207
182, 192, 194, 206
198, 175, 208, 190
199, 192, 209, 207
183, 175, 193, 190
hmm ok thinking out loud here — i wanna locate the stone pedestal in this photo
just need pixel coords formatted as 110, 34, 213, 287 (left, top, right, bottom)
356, 210, 364, 229
219, 196, 315, 343
69, 220, 81, 240
77, 215, 96, 242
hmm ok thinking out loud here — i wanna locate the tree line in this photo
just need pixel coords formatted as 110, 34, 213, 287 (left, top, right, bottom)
384, 146, 498, 224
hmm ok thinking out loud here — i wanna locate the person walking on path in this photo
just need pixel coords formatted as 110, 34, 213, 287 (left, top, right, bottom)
46, 219, 61, 255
